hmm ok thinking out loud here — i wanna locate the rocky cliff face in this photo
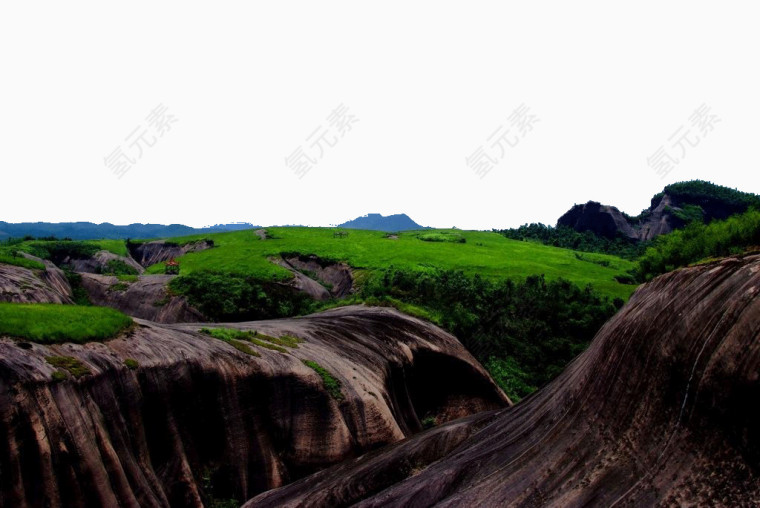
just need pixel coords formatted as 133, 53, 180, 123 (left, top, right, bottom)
248, 255, 760, 507
0, 306, 507, 507
558, 188, 758, 242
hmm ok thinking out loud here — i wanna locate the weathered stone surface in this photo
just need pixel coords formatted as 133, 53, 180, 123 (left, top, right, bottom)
68, 250, 145, 275
248, 255, 760, 507
128, 240, 213, 268
0, 259, 73, 304
0, 306, 507, 507
79, 274, 203, 323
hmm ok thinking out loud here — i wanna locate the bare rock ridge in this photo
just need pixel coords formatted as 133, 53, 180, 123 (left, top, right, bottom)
558, 194, 682, 241
0, 306, 508, 507
248, 255, 760, 507
558, 183, 760, 241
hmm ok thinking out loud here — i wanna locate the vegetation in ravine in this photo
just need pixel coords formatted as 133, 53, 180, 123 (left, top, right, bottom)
497, 223, 648, 260
359, 269, 620, 401
0, 303, 133, 344
637, 208, 760, 280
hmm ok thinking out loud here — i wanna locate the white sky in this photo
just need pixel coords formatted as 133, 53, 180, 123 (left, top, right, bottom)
1, 2, 758, 230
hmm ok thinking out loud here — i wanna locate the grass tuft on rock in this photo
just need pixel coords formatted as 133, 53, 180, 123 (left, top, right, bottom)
303, 360, 344, 401
46, 356, 91, 378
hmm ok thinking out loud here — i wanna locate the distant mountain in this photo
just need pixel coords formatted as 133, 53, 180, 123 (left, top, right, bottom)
337, 213, 427, 232
558, 181, 760, 241
0, 222, 258, 241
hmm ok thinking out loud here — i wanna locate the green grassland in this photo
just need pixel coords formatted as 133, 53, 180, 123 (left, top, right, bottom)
144, 228, 637, 300
0, 303, 133, 344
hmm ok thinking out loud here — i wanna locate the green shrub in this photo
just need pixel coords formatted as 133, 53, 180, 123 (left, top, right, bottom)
171, 271, 313, 321
51, 370, 68, 382
421, 416, 437, 429
637, 208, 760, 280
101, 260, 139, 276
124, 358, 139, 370
108, 283, 129, 292
63, 268, 92, 306
303, 360, 344, 401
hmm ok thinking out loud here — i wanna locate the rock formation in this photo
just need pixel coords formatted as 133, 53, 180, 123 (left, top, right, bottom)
0, 307, 507, 507
0, 258, 73, 304
127, 240, 214, 268
248, 254, 760, 507
79, 274, 203, 323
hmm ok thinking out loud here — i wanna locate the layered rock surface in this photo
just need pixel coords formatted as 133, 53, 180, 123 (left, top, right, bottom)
248, 255, 760, 507
0, 306, 507, 507
79, 274, 203, 323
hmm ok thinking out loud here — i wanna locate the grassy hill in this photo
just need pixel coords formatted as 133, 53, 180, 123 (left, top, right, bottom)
143, 227, 637, 300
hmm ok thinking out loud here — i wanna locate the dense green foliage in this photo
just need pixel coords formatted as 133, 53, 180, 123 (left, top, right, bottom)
62, 268, 92, 306
637, 208, 760, 280
497, 223, 647, 259
0, 304, 133, 344
171, 272, 314, 321
360, 269, 620, 401
100, 259, 139, 276
146, 227, 637, 300
1, 238, 128, 267
303, 360, 344, 401
653, 180, 760, 211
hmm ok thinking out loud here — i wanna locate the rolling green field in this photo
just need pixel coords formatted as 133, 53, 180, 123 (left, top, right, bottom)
0, 303, 133, 344
143, 228, 637, 300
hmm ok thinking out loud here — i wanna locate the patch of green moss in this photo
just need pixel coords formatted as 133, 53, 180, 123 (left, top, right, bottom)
46, 356, 91, 378
302, 360, 344, 401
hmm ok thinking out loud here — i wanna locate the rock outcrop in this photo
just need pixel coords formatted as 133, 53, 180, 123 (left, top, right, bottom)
68, 250, 144, 275
128, 240, 214, 268
0, 259, 73, 304
275, 255, 354, 301
557, 201, 639, 240
0, 306, 507, 507
248, 255, 760, 507
78, 274, 203, 323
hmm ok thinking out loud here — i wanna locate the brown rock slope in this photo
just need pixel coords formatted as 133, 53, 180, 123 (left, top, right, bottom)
128, 240, 213, 268
79, 273, 203, 323
0, 259, 73, 304
0, 306, 507, 507
248, 255, 760, 507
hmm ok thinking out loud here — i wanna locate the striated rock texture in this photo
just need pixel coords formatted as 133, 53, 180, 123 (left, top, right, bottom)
0, 260, 73, 304
275, 255, 354, 301
79, 274, 203, 323
68, 250, 145, 275
128, 240, 214, 268
0, 306, 507, 507
248, 254, 760, 507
